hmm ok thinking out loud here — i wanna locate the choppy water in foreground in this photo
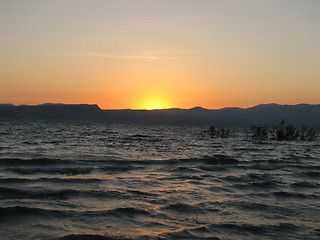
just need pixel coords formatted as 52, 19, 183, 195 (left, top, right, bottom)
0, 119, 320, 240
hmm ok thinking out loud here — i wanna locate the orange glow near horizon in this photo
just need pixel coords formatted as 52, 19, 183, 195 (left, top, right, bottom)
1, 1, 319, 109
143, 102, 168, 110
134, 94, 172, 110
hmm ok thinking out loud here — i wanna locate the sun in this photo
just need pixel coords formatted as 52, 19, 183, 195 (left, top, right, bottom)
136, 95, 171, 110
144, 103, 167, 110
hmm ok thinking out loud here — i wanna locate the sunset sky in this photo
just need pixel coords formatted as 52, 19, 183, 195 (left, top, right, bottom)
1, 0, 319, 109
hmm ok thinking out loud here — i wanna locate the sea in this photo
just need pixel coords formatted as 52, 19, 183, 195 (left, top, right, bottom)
0, 119, 319, 240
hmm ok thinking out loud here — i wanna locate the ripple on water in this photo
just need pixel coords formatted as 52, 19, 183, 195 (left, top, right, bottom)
1, 121, 320, 240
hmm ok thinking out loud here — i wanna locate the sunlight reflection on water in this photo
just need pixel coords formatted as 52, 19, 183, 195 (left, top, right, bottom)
0, 119, 319, 240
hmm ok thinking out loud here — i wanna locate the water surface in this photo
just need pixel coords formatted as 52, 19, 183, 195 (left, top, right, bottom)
0, 119, 319, 240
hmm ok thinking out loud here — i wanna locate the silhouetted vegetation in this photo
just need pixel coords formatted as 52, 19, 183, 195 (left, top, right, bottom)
208, 121, 319, 141
251, 126, 268, 140
209, 125, 234, 138
298, 127, 318, 141
251, 121, 318, 141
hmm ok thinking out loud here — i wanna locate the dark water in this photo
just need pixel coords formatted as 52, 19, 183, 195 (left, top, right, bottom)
0, 119, 320, 240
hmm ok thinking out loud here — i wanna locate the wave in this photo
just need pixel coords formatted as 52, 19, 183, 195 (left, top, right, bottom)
210, 222, 299, 234
161, 203, 207, 214
0, 177, 31, 183
199, 166, 227, 171
120, 134, 162, 143
1, 155, 243, 178
106, 207, 150, 216
104, 155, 241, 166
149, 221, 300, 239
0, 177, 102, 184
0, 158, 66, 166
0, 155, 243, 166
290, 181, 319, 188
232, 180, 279, 189
174, 175, 204, 181
5, 166, 142, 176
0, 155, 241, 167
295, 165, 320, 170
6, 167, 94, 175
127, 190, 158, 196
273, 191, 319, 199
156, 223, 242, 240
196, 155, 240, 165
0, 187, 124, 200
222, 173, 276, 183
0, 206, 66, 221
300, 171, 320, 178
101, 165, 141, 173
57, 234, 133, 240
0, 206, 152, 221
160, 228, 221, 240
253, 164, 283, 170
232, 201, 297, 216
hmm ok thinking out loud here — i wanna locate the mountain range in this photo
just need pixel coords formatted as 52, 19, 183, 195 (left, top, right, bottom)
0, 103, 320, 126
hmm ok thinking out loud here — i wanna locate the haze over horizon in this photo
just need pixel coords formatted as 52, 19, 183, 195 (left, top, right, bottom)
1, 102, 319, 112
1, 0, 319, 110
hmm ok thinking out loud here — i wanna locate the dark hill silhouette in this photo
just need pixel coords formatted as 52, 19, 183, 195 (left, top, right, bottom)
0, 103, 320, 126
0, 104, 103, 120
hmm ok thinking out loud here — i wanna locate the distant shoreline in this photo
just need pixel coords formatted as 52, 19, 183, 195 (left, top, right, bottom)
2, 102, 320, 111
1, 103, 320, 126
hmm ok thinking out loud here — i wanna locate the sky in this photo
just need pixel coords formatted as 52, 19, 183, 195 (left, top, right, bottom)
1, 0, 319, 110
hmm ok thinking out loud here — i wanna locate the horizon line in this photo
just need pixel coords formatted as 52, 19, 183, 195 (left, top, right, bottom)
1, 102, 319, 111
